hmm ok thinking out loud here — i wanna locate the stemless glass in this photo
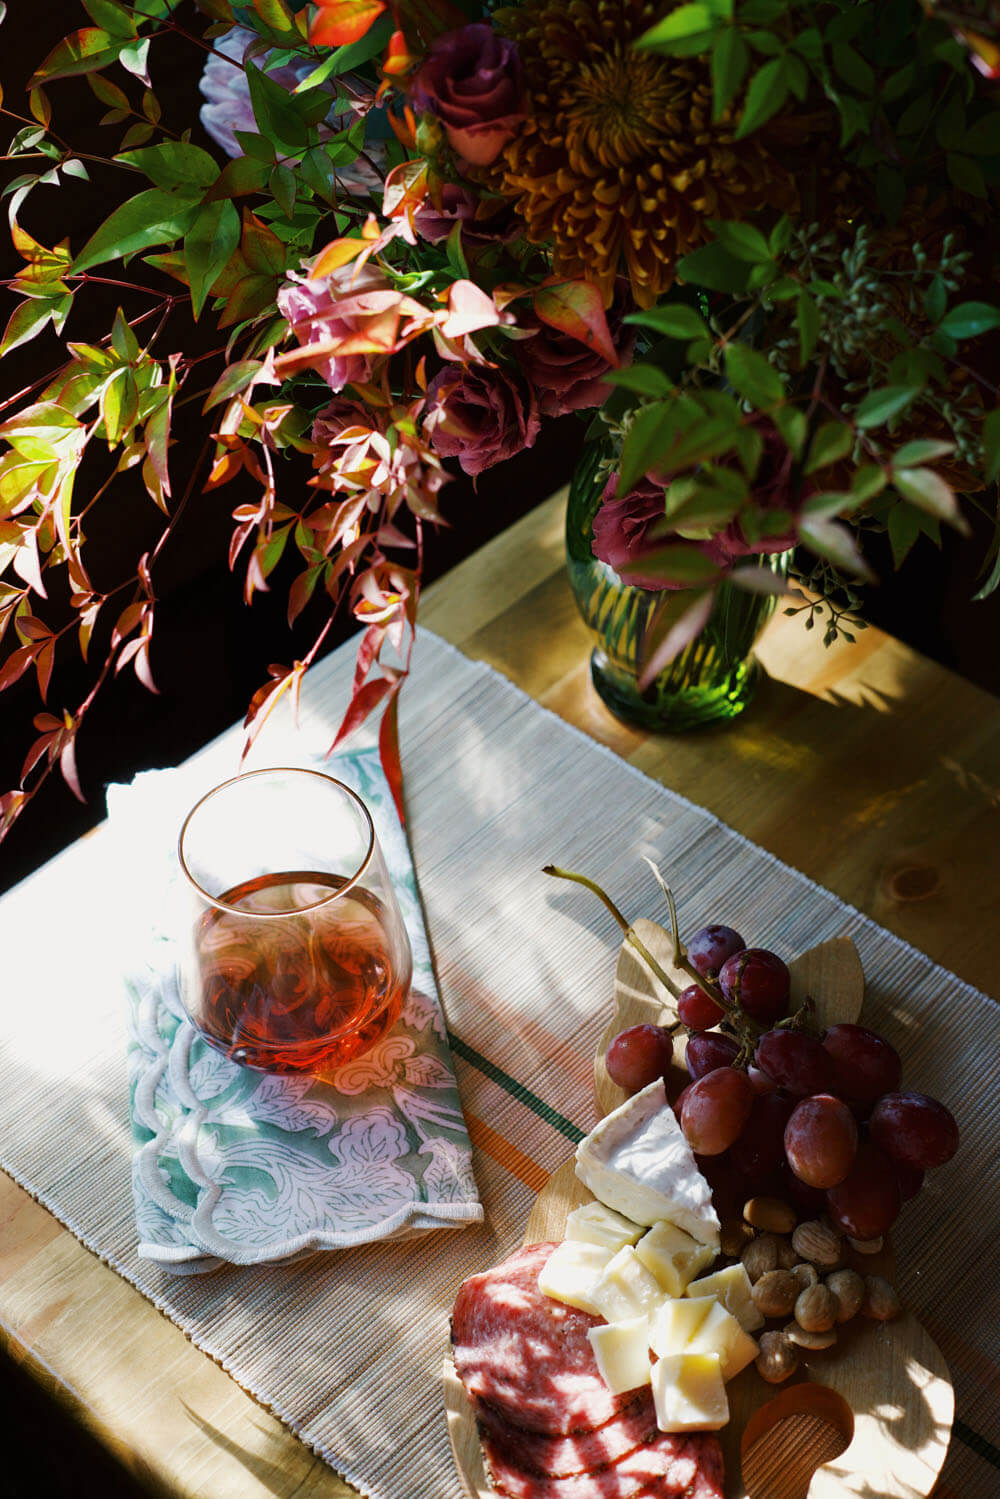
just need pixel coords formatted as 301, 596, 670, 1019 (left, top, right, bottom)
177, 767, 412, 1074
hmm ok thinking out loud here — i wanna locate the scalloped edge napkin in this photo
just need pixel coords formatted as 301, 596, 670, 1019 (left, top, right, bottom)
114, 745, 482, 1274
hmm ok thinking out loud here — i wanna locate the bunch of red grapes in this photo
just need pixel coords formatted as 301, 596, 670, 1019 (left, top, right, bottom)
606, 924, 959, 1242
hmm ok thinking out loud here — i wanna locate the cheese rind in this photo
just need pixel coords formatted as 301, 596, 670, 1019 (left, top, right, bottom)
587, 1315, 652, 1394
593, 1245, 665, 1322
686, 1263, 764, 1334
564, 1202, 644, 1252
635, 1220, 715, 1297
649, 1295, 716, 1358
537, 1240, 615, 1315
651, 1352, 729, 1432
685, 1299, 759, 1381
575, 1081, 721, 1249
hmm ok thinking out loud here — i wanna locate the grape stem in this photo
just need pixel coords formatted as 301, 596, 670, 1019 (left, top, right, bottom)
542, 864, 683, 1011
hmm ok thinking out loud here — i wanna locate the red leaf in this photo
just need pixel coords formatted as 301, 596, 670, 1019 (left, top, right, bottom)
533, 281, 619, 367
21, 729, 56, 782
378, 683, 405, 826
60, 727, 84, 802
309, 0, 386, 47
34, 639, 55, 700
638, 590, 716, 689
331, 675, 393, 749
0, 645, 37, 693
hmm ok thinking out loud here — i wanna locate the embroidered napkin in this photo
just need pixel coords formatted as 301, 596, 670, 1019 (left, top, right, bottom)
116, 744, 482, 1273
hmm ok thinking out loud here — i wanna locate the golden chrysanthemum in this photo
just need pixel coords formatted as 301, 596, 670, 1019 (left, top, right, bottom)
490, 0, 801, 306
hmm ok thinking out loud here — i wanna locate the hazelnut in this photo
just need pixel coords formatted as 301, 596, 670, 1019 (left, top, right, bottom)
791, 1220, 843, 1269
775, 1236, 799, 1270
791, 1261, 819, 1291
826, 1268, 865, 1323
721, 1216, 756, 1259
848, 1234, 883, 1255
756, 1330, 799, 1384
741, 1233, 780, 1283
862, 1276, 901, 1321
744, 1196, 797, 1235
752, 1269, 800, 1320
794, 1282, 838, 1333
784, 1319, 838, 1350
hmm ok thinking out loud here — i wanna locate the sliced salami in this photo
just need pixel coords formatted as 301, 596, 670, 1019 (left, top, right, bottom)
474, 1390, 659, 1478
452, 1242, 636, 1435
478, 1426, 724, 1499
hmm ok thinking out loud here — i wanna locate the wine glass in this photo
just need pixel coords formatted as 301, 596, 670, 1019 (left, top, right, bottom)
176, 767, 412, 1074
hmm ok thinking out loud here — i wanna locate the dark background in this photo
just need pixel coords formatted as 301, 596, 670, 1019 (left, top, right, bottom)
1, 6, 998, 1496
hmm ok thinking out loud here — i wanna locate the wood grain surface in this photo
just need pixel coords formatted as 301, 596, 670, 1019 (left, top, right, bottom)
445, 933, 954, 1499
1, 487, 992, 1498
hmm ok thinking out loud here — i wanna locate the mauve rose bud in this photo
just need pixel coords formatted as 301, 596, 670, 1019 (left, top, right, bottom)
410, 23, 524, 165
425, 364, 540, 476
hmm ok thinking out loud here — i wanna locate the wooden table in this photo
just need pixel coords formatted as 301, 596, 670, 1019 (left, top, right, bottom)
2, 489, 997, 1498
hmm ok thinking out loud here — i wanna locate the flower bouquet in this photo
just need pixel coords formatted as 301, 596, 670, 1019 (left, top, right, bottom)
1, 0, 998, 834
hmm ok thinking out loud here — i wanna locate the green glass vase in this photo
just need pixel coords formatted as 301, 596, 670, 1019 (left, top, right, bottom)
565, 443, 785, 732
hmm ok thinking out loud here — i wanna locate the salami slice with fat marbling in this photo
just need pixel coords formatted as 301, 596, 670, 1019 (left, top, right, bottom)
478, 1424, 724, 1499
474, 1392, 659, 1478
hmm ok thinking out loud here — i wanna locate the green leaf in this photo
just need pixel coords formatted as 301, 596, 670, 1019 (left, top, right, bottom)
772, 403, 806, 457
31, 28, 124, 85
203, 359, 262, 412
897, 91, 934, 136
724, 343, 784, 408
625, 304, 709, 339
798, 517, 875, 579
892, 439, 955, 467
734, 57, 788, 139
851, 465, 887, 501
769, 214, 792, 258
832, 41, 874, 93
923, 275, 948, 325
887, 502, 922, 567
295, 15, 394, 89
246, 59, 309, 153
604, 365, 676, 397
707, 217, 772, 263
935, 91, 966, 152
636, 1, 728, 56
185, 198, 240, 318
0, 298, 54, 357
962, 112, 1000, 154
797, 290, 820, 363
983, 409, 1000, 485
783, 52, 808, 101
117, 141, 218, 193
205, 154, 271, 200
119, 37, 151, 85
110, 306, 139, 361
946, 152, 987, 199
234, 129, 277, 163
631, 543, 724, 587
675, 242, 750, 293
711, 27, 749, 118
74, 188, 198, 272
854, 384, 922, 429
804, 420, 854, 474
269, 162, 296, 218
893, 467, 968, 531
937, 301, 1000, 339
618, 400, 674, 496
82, 0, 136, 35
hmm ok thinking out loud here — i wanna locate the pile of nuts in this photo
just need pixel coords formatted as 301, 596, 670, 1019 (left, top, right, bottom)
722, 1195, 902, 1385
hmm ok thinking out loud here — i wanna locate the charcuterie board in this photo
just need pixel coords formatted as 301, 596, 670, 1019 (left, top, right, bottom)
444, 927, 954, 1499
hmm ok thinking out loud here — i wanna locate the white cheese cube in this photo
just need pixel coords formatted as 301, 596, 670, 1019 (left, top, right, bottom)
685, 1299, 759, 1381
593, 1245, 665, 1322
686, 1262, 764, 1333
635, 1220, 716, 1297
649, 1296, 716, 1358
652, 1352, 729, 1432
575, 1081, 720, 1249
565, 1202, 644, 1252
537, 1240, 615, 1315
587, 1315, 652, 1394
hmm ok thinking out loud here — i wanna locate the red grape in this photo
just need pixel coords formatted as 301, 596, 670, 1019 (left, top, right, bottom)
727, 1090, 795, 1187
694, 1151, 743, 1217
718, 948, 790, 1025
754, 1029, 836, 1097
677, 983, 726, 1030
892, 1158, 925, 1201
605, 1024, 674, 1094
685, 1030, 739, 1079
821, 1023, 902, 1105
688, 925, 746, 979
784, 1094, 858, 1188
868, 1091, 959, 1170
826, 1143, 902, 1239
681, 1067, 755, 1155
775, 1161, 828, 1217
748, 1064, 777, 1095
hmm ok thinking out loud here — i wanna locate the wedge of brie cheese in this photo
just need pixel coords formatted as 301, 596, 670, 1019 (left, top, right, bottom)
575, 1081, 720, 1249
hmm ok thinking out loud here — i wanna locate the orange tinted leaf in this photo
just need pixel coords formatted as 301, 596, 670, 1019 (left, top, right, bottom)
309, 0, 386, 47
332, 673, 393, 748
310, 236, 369, 278
378, 682, 405, 825
34, 638, 55, 699
533, 280, 619, 366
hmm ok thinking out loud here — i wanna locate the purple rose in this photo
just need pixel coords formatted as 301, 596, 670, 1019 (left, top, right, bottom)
410, 23, 524, 165
412, 182, 517, 249
425, 364, 540, 476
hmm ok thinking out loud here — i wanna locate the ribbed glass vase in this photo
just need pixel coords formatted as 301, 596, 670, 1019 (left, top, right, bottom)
566, 443, 786, 732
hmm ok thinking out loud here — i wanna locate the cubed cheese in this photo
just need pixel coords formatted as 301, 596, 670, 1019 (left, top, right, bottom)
635, 1220, 716, 1297
649, 1296, 716, 1358
537, 1240, 615, 1314
575, 1081, 720, 1249
593, 1245, 665, 1321
587, 1315, 652, 1394
685, 1298, 759, 1381
652, 1352, 729, 1432
686, 1263, 764, 1333
564, 1202, 644, 1252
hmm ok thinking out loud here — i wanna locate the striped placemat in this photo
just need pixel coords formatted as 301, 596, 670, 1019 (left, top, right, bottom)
0, 626, 996, 1499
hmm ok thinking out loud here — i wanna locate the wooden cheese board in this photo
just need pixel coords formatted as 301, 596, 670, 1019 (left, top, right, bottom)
444, 925, 954, 1499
